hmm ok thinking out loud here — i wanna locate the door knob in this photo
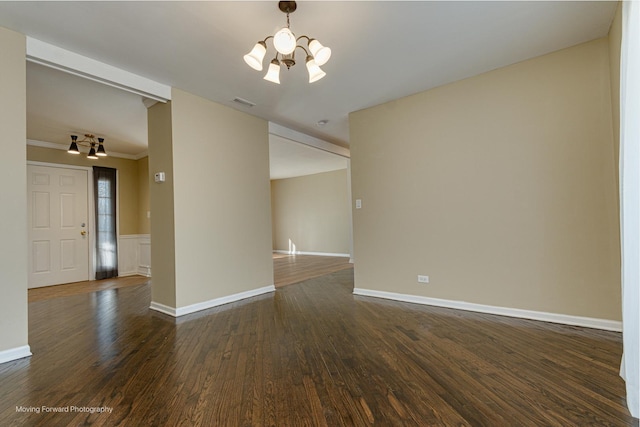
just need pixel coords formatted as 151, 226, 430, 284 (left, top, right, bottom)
81, 230, 87, 236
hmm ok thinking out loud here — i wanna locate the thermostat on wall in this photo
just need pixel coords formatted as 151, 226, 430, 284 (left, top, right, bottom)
154, 172, 166, 183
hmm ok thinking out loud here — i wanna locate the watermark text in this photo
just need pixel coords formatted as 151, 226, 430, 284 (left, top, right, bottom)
16, 405, 113, 414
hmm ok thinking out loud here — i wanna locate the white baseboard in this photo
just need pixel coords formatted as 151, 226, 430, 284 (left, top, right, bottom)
274, 250, 350, 258
150, 285, 276, 317
117, 272, 138, 277
149, 301, 177, 317
0, 345, 32, 365
137, 266, 151, 277
352, 288, 622, 332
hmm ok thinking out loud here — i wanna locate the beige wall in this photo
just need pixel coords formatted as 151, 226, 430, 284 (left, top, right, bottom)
27, 145, 146, 235
170, 88, 273, 307
148, 101, 177, 308
137, 156, 150, 234
148, 89, 273, 310
350, 38, 621, 321
271, 169, 350, 255
608, 2, 622, 188
0, 27, 28, 353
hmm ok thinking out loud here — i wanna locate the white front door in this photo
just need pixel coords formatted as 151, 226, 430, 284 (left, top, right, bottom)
28, 164, 90, 288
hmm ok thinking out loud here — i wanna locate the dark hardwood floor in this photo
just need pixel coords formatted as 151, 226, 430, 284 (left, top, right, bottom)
272, 253, 353, 288
28, 275, 149, 303
2, 266, 635, 425
27, 253, 351, 304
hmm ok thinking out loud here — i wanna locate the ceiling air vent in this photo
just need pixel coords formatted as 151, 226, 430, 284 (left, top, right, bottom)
232, 97, 255, 108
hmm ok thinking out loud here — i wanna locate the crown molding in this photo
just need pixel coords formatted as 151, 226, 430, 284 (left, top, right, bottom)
134, 150, 149, 160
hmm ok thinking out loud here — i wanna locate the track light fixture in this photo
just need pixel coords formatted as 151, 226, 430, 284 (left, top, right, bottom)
68, 134, 107, 159
244, 1, 331, 84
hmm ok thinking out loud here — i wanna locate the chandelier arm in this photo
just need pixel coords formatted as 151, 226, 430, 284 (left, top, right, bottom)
73, 134, 104, 148
77, 135, 97, 146
294, 45, 309, 56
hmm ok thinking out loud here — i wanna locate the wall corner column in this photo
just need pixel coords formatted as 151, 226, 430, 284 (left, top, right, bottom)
0, 27, 31, 364
147, 101, 177, 314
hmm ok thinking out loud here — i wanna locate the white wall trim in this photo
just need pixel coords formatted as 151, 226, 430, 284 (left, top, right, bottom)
150, 285, 276, 317
353, 288, 623, 332
149, 301, 176, 317
27, 139, 146, 161
274, 250, 350, 258
137, 235, 151, 277
27, 159, 91, 172
118, 234, 151, 277
0, 345, 32, 365
134, 150, 149, 160
269, 122, 350, 158
26, 37, 171, 102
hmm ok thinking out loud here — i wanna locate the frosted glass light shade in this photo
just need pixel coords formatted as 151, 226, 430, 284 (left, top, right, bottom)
273, 27, 296, 55
306, 56, 326, 83
244, 42, 267, 71
308, 39, 331, 66
263, 60, 281, 84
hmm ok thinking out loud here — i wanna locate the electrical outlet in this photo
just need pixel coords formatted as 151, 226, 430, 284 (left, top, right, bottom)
417, 275, 429, 283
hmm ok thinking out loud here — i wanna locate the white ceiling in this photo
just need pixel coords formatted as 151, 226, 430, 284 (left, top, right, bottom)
1, 1, 617, 168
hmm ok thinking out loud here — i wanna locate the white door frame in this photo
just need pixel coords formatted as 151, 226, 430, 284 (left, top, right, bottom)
28, 161, 96, 281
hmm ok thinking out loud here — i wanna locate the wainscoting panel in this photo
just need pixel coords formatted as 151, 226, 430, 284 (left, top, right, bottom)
118, 234, 151, 277
138, 236, 151, 276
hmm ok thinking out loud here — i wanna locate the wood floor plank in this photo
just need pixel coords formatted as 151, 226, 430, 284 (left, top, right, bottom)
1, 266, 636, 426
273, 253, 353, 288
28, 275, 149, 302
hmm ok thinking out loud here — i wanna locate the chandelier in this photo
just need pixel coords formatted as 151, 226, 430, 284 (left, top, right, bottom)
67, 134, 107, 159
243, 1, 331, 84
